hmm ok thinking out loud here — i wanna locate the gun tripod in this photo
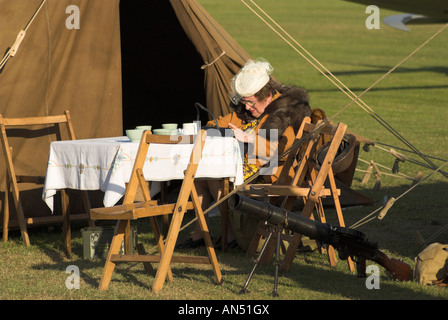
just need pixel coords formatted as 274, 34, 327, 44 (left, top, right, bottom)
239, 222, 283, 297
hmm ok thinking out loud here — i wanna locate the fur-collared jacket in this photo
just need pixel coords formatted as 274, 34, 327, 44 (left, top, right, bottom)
258, 85, 311, 139
208, 85, 312, 183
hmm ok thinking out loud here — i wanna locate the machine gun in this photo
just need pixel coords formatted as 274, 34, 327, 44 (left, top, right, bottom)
228, 194, 411, 295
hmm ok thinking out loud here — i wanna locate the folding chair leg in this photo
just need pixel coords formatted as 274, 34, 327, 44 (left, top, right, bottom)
328, 172, 355, 272
98, 220, 127, 290
81, 191, 95, 228
7, 167, 30, 246
315, 201, 337, 267
160, 181, 169, 236
152, 208, 186, 292
3, 141, 29, 246
136, 243, 155, 275
148, 216, 174, 282
247, 220, 266, 256
261, 237, 277, 265
281, 232, 302, 272
152, 185, 223, 292
220, 178, 230, 251
281, 199, 315, 272
191, 186, 223, 285
2, 175, 10, 243
15, 201, 30, 246
132, 218, 174, 282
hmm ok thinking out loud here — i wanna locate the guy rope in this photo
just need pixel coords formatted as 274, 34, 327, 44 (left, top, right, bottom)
164, 2, 448, 240
0, 0, 47, 72
183, 1, 448, 234
230, 0, 448, 227
350, 160, 448, 229
241, 0, 448, 178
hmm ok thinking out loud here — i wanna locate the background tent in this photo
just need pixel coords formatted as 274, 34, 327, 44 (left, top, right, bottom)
0, 0, 369, 231
0, 0, 122, 223
0, 0, 252, 224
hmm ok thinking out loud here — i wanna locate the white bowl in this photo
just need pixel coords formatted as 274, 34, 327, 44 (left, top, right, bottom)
153, 129, 178, 135
135, 125, 152, 130
126, 129, 145, 142
162, 123, 178, 130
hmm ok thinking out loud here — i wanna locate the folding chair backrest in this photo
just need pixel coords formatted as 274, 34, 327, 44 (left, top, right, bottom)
302, 120, 348, 185
0, 110, 76, 246
122, 132, 204, 206
281, 120, 347, 208
274, 116, 311, 185
0, 110, 76, 181
0, 111, 75, 144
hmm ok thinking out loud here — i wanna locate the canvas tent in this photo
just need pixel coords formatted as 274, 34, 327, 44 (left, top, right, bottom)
0, 0, 370, 234
0, 0, 251, 224
0, 0, 123, 223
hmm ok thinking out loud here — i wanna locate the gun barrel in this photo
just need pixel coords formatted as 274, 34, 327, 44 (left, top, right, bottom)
228, 194, 332, 242
229, 194, 411, 282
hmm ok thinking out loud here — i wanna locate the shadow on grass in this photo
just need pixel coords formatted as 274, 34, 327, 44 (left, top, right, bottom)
29, 251, 156, 291
309, 84, 448, 95
20, 179, 447, 299
328, 64, 448, 77
27, 232, 446, 300
158, 250, 447, 300
337, 181, 448, 259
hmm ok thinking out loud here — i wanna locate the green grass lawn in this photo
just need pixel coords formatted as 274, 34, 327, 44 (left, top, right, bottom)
1, 0, 447, 301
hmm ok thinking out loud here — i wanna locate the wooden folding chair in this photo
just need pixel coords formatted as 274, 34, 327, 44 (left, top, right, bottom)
0, 110, 92, 256
90, 130, 223, 292
238, 117, 310, 259
240, 119, 355, 272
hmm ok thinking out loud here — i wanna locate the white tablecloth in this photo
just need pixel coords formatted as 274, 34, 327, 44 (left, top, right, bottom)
42, 136, 244, 211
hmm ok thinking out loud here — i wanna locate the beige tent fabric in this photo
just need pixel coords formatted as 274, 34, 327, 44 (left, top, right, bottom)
0, 0, 248, 222
0, 0, 122, 218
170, 0, 251, 117
0, 0, 369, 229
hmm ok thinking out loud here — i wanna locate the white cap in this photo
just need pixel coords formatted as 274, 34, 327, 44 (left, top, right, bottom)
231, 59, 273, 102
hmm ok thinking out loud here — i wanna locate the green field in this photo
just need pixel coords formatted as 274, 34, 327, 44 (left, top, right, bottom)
1, 0, 447, 301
